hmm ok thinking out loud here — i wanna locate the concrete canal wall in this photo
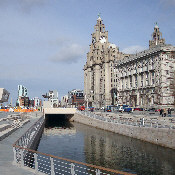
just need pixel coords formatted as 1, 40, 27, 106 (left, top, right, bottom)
27, 117, 45, 150
71, 113, 175, 150
27, 122, 44, 150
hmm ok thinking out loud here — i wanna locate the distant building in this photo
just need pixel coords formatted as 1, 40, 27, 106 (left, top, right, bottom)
18, 85, 28, 97
42, 90, 59, 108
18, 96, 29, 107
68, 89, 84, 107
16, 85, 29, 107
34, 97, 42, 107
61, 95, 68, 107
29, 99, 34, 107
0, 88, 10, 103
29, 97, 42, 108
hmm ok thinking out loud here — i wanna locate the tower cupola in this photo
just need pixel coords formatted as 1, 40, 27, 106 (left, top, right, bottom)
149, 23, 165, 48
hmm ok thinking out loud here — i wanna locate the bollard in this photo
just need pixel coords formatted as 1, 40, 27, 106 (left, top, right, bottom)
142, 118, 145, 126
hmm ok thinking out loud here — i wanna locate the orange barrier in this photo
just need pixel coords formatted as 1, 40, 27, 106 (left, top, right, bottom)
0, 109, 9, 112
0, 109, 38, 112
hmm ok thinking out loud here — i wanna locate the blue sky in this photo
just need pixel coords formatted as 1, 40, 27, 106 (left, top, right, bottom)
0, 0, 175, 105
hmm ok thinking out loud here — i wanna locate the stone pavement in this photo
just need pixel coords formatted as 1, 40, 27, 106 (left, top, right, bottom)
0, 112, 43, 175
94, 111, 175, 127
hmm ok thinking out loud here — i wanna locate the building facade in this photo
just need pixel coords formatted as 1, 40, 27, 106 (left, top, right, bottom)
0, 88, 10, 103
16, 85, 29, 107
61, 95, 68, 107
84, 17, 175, 108
42, 90, 59, 108
68, 89, 84, 107
84, 17, 125, 108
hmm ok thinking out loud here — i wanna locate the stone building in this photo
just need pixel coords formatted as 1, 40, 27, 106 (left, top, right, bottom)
84, 17, 125, 108
115, 25, 175, 108
84, 17, 175, 109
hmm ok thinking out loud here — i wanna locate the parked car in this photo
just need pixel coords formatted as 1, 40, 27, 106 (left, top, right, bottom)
118, 106, 123, 112
134, 108, 144, 111
88, 107, 94, 112
124, 107, 133, 112
148, 108, 156, 112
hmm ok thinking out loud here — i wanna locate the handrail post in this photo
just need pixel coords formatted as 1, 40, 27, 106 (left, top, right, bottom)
71, 163, 75, 175
50, 157, 55, 175
34, 153, 38, 173
96, 169, 101, 175
20, 149, 24, 167
13, 147, 17, 164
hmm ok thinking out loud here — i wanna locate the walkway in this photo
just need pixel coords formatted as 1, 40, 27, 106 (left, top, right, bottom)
0, 112, 43, 175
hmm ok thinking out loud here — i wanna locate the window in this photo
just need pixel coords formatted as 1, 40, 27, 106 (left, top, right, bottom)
141, 74, 143, 87
135, 75, 137, 87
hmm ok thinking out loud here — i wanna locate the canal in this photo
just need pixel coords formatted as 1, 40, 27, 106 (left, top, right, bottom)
37, 115, 175, 175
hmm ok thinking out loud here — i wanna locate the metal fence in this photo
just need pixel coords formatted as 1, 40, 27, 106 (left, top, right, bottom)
77, 111, 175, 129
13, 116, 134, 175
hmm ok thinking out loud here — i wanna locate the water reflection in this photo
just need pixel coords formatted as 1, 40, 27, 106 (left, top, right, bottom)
38, 121, 175, 175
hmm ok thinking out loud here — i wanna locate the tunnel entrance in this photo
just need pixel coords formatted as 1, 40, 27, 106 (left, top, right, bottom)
45, 114, 73, 128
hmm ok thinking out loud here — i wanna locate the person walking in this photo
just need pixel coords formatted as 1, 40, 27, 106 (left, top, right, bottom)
160, 109, 163, 116
161, 109, 164, 117
168, 108, 171, 117
164, 108, 167, 117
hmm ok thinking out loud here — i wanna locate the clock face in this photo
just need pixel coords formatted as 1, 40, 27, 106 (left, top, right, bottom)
100, 36, 106, 43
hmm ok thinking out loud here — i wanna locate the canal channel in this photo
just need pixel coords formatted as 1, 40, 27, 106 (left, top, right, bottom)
37, 115, 175, 175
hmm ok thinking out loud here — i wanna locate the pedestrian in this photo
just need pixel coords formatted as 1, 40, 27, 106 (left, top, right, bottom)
164, 108, 167, 117
161, 109, 164, 117
160, 109, 163, 116
168, 108, 171, 117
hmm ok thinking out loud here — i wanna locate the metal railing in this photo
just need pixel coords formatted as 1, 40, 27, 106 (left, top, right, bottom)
77, 111, 175, 129
13, 116, 135, 175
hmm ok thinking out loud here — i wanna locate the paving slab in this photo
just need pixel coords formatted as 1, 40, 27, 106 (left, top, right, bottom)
0, 112, 43, 175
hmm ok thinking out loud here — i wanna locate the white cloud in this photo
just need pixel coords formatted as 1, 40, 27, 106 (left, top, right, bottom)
122, 45, 146, 54
49, 37, 88, 63
50, 43, 86, 63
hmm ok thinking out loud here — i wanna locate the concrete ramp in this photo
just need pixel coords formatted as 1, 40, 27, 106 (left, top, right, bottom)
44, 108, 77, 115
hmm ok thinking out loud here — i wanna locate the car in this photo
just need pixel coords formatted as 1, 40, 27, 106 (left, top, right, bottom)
148, 108, 156, 112
124, 107, 133, 112
88, 107, 94, 112
134, 108, 144, 111
118, 106, 124, 112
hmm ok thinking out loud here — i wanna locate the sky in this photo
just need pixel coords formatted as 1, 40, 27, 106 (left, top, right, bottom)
0, 0, 175, 105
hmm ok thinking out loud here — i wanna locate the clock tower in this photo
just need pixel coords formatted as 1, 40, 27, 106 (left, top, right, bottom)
84, 16, 124, 108
149, 23, 165, 48
92, 16, 108, 44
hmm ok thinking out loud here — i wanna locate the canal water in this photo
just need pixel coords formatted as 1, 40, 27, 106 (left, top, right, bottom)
37, 115, 175, 175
